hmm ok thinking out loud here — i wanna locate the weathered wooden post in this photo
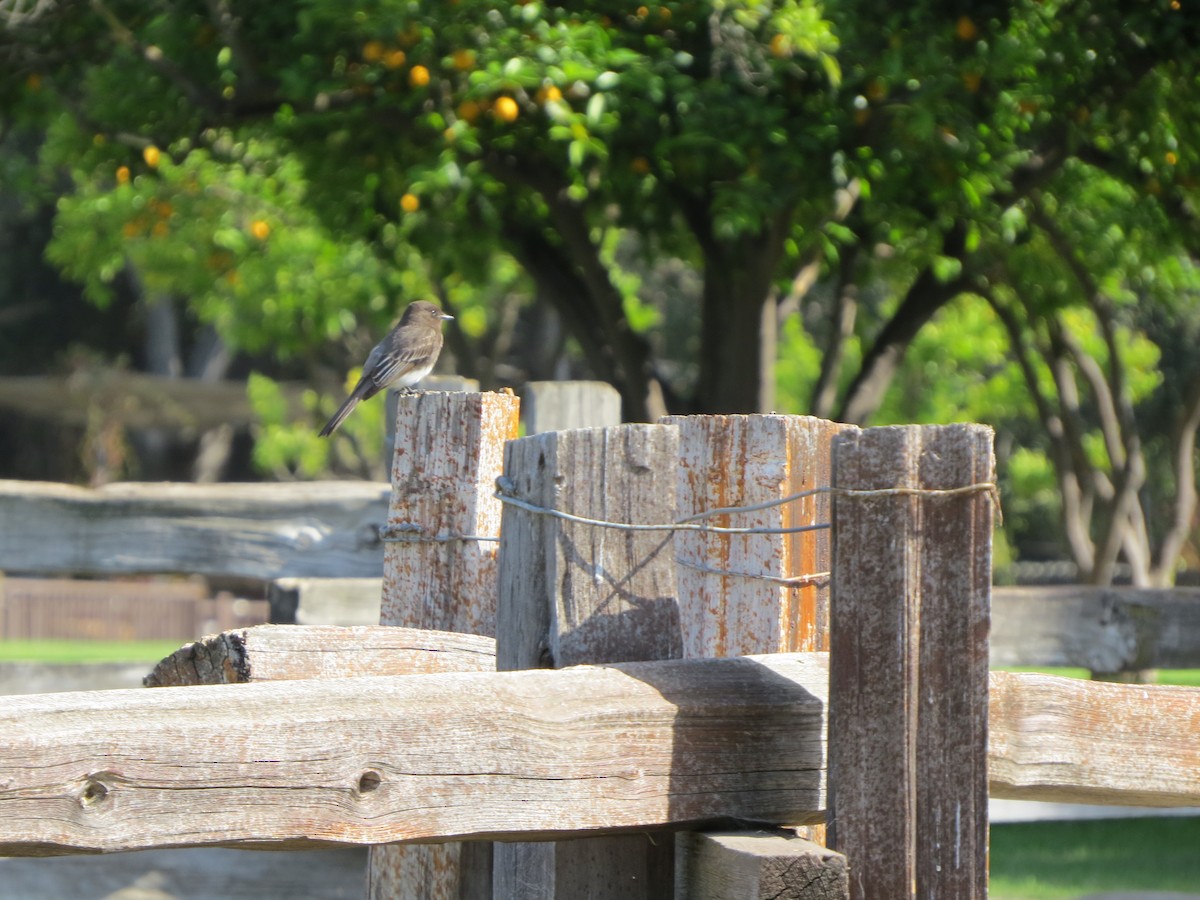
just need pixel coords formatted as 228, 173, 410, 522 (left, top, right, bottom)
668, 414, 851, 657
827, 425, 994, 899
368, 390, 520, 900
667, 414, 853, 895
494, 422, 681, 899
522, 380, 622, 434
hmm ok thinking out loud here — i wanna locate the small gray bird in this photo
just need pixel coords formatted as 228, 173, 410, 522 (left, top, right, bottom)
318, 300, 453, 437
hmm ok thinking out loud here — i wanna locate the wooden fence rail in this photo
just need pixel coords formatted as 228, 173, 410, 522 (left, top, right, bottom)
0, 652, 830, 857
2, 642, 1198, 858
262, 578, 1200, 673
0, 480, 390, 579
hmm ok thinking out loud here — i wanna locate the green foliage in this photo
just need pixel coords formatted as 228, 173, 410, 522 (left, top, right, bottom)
3, 0, 1199, 575
246, 372, 330, 478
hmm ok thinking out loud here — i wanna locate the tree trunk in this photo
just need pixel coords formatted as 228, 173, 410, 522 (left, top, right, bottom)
693, 258, 774, 414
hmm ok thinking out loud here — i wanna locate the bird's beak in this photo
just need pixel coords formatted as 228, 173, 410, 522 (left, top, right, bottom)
441, 313, 454, 320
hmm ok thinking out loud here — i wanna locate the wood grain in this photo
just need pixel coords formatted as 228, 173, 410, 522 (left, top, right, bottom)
667, 414, 851, 853
989, 671, 1200, 806
144, 625, 496, 687
380, 390, 519, 637
680, 832, 848, 900
991, 585, 1200, 672
375, 390, 519, 899
0, 480, 390, 579
666, 415, 852, 658
494, 424, 680, 900
827, 425, 993, 900
497, 424, 681, 670
0, 653, 830, 857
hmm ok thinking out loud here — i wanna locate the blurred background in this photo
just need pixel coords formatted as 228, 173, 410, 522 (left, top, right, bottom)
2, 1, 1200, 897
2, 0, 1199, 590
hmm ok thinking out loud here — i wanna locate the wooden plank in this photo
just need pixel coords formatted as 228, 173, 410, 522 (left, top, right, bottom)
665, 415, 851, 658
991, 585, 1200, 672
0, 372, 309, 431
267, 577, 383, 626
0, 480, 390, 580
0, 652, 831, 857
988, 671, 1200, 806
668, 414, 850, 851
680, 832, 848, 900
522, 381, 622, 434
827, 425, 993, 900
143, 625, 497, 687
374, 390, 520, 900
494, 424, 680, 900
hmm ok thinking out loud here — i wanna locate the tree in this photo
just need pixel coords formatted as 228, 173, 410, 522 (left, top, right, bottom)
3, 0, 1200, 578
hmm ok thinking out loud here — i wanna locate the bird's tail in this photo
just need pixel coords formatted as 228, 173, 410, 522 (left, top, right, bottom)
318, 394, 362, 437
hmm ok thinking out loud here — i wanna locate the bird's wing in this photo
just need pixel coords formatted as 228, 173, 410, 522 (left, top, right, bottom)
365, 327, 443, 391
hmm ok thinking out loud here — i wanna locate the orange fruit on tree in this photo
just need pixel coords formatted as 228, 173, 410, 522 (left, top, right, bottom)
384, 49, 406, 69
363, 40, 385, 62
409, 65, 430, 87
400, 192, 420, 213
451, 49, 475, 71
494, 95, 519, 122
116, 166, 130, 185
955, 16, 977, 41
457, 99, 482, 123
143, 145, 161, 168
251, 219, 270, 240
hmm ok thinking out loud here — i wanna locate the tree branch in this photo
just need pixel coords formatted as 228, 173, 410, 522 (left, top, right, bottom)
985, 289, 1095, 574
836, 221, 970, 424
1153, 372, 1200, 585
89, 0, 224, 115
810, 245, 859, 419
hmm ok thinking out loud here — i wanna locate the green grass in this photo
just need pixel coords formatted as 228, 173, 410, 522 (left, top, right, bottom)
991, 816, 1200, 899
998, 666, 1200, 686
0, 639, 181, 664
990, 668, 1200, 897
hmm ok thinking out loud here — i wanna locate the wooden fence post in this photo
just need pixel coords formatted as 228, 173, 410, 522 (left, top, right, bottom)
494, 423, 681, 899
369, 390, 520, 900
522, 381, 622, 434
666, 414, 851, 879
827, 425, 994, 900
667, 415, 851, 658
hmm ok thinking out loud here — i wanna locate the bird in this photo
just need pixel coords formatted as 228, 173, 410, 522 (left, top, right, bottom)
318, 300, 453, 437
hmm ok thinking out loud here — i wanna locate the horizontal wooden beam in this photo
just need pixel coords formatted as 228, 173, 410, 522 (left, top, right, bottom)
991, 585, 1200, 672
679, 832, 848, 900
0, 480, 389, 579
0, 373, 309, 431
989, 671, 1200, 806
147, 631, 1200, 814
0, 652, 829, 856
144, 625, 497, 687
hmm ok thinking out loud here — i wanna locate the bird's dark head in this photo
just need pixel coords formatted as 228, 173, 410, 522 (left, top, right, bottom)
403, 300, 454, 326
